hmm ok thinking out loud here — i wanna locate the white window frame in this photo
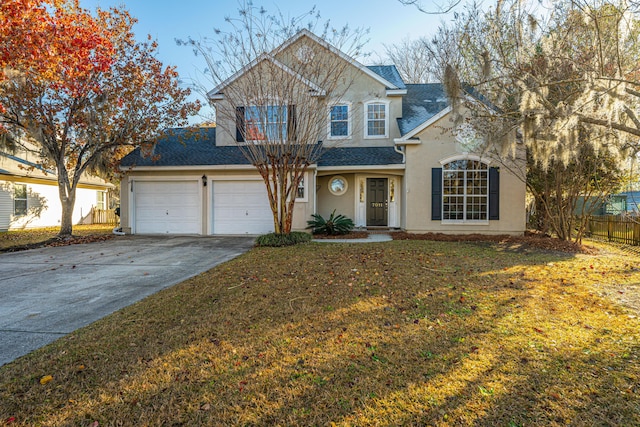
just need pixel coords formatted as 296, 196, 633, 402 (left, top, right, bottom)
364, 100, 390, 139
96, 191, 106, 210
441, 159, 489, 224
13, 183, 27, 217
327, 102, 352, 139
244, 104, 288, 142
294, 172, 308, 202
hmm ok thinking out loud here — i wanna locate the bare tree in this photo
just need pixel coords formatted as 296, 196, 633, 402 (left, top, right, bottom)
180, 4, 365, 234
383, 37, 436, 83
399, 0, 463, 14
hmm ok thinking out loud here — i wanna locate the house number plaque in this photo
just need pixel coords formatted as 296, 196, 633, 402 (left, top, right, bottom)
370, 202, 386, 208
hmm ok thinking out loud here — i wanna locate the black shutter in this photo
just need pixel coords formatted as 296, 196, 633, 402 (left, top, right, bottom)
489, 167, 500, 220
235, 106, 245, 142
432, 168, 442, 220
287, 105, 297, 142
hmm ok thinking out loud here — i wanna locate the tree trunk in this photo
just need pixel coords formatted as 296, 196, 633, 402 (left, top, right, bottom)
58, 178, 76, 237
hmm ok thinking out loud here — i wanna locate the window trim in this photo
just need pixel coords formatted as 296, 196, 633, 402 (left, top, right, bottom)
244, 104, 288, 142
13, 183, 27, 217
327, 102, 352, 140
364, 100, 390, 139
328, 175, 348, 196
294, 172, 308, 202
440, 159, 490, 224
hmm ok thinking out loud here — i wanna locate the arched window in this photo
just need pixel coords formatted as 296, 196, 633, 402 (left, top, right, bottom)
442, 159, 489, 221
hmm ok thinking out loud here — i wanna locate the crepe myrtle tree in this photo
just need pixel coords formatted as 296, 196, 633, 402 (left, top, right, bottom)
180, 4, 366, 234
0, 0, 199, 237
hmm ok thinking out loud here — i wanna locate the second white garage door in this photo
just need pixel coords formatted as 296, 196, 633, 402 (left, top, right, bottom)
134, 180, 201, 234
212, 180, 274, 234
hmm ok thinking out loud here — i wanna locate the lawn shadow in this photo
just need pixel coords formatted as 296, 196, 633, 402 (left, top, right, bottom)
0, 240, 638, 425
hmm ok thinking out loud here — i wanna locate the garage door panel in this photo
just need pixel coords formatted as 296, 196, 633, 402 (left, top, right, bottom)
135, 181, 201, 234
212, 181, 273, 235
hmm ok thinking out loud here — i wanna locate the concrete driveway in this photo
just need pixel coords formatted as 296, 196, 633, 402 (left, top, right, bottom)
0, 235, 254, 367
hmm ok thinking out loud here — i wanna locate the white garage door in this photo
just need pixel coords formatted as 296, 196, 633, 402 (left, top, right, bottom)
212, 180, 273, 234
135, 181, 201, 234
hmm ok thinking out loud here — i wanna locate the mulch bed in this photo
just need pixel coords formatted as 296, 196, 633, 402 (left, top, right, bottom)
0, 234, 114, 253
392, 230, 597, 254
312, 231, 370, 239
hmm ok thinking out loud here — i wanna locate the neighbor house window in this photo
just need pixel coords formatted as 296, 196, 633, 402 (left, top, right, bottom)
97, 191, 106, 210
14, 183, 27, 216
329, 104, 350, 138
442, 160, 488, 221
364, 101, 389, 138
244, 105, 288, 141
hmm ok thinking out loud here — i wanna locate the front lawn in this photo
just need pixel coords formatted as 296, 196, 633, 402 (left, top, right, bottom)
0, 240, 639, 426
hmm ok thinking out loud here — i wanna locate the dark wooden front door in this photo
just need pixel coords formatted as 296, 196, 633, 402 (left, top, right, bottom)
367, 178, 388, 226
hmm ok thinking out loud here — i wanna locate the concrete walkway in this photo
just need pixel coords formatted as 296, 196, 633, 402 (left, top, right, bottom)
0, 235, 254, 366
313, 233, 393, 243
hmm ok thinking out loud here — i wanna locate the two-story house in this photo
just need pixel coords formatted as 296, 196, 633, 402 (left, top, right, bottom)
118, 29, 525, 236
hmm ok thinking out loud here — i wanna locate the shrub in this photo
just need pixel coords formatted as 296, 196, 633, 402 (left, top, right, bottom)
306, 210, 355, 235
255, 231, 312, 247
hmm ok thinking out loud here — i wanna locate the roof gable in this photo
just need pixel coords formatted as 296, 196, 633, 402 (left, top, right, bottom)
207, 29, 405, 101
207, 53, 326, 100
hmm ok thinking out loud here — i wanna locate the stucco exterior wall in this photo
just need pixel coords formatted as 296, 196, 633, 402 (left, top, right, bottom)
120, 168, 315, 235
403, 114, 526, 235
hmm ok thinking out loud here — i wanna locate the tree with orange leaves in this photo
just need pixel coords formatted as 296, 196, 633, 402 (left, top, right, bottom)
0, 0, 199, 237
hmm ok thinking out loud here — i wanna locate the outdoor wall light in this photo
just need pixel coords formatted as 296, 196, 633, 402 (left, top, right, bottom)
202, 175, 207, 186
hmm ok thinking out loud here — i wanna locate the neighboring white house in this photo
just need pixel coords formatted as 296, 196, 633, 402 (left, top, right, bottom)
118, 29, 526, 236
0, 147, 114, 231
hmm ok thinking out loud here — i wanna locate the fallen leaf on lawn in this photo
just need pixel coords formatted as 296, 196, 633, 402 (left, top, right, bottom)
200, 403, 211, 411
39, 375, 53, 385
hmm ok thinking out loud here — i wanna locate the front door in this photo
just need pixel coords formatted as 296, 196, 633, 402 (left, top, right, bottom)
367, 178, 388, 226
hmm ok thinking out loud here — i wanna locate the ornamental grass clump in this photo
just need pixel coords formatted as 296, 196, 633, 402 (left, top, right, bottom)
307, 209, 355, 235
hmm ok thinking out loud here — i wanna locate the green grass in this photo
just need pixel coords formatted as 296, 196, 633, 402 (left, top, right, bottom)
0, 224, 114, 250
0, 240, 639, 426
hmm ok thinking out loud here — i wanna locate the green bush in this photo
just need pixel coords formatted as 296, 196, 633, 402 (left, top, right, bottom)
306, 210, 355, 235
255, 231, 312, 247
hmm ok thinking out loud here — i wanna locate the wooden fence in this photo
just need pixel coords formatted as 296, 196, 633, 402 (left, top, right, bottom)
584, 215, 640, 246
91, 208, 118, 225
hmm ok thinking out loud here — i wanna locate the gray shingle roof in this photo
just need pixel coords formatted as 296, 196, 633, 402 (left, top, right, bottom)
397, 83, 450, 136
367, 65, 406, 90
318, 147, 403, 166
120, 128, 252, 167
120, 128, 403, 168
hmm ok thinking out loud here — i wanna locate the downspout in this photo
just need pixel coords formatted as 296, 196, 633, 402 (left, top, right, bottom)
394, 143, 406, 164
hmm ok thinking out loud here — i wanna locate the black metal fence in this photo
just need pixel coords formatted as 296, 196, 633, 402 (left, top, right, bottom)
584, 215, 640, 246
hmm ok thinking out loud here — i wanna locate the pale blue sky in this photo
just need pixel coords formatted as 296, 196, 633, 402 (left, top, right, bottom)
85, 0, 462, 121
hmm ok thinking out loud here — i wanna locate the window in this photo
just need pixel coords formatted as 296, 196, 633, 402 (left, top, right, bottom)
295, 175, 306, 201
328, 176, 348, 196
14, 183, 27, 216
442, 160, 488, 221
97, 192, 106, 210
244, 105, 288, 141
329, 104, 350, 138
364, 101, 388, 138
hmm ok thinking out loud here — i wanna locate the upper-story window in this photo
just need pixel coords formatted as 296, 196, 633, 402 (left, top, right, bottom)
244, 105, 288, 141
329, 104, 350, 138
14, 183, 27, 216
364, 101, 389, 138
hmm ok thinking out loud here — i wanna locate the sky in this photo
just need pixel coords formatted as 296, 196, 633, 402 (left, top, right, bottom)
84, 0, 461, 122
